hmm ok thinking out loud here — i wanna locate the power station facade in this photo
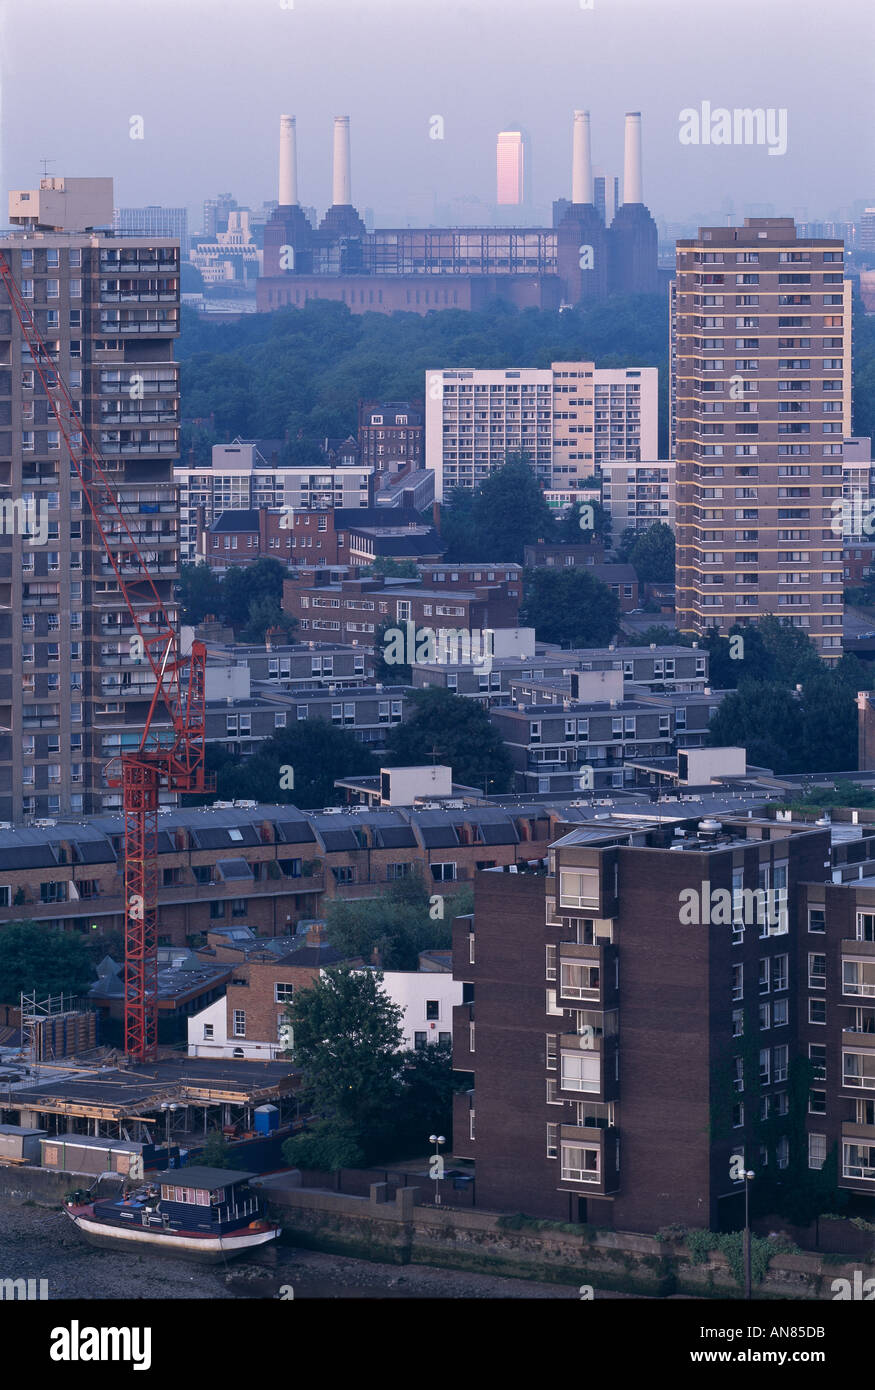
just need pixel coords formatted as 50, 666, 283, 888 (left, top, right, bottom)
257, 112, 659, 315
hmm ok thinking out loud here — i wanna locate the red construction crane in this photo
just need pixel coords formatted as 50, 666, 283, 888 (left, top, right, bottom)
0, 253, 213, 1062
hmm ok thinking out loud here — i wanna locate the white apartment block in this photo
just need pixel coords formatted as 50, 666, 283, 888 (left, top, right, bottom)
600, 460, 676, 534
424, 362, 657, 501
176, 440, 373, 561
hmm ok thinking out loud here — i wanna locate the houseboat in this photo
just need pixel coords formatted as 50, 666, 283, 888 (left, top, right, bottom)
64, 1166, 281, 1262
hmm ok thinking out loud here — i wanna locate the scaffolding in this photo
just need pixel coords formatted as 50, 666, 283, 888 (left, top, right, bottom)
19, 991, 97, 1082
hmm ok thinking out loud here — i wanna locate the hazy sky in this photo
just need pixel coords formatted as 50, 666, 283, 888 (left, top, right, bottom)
1, 0, 872, 230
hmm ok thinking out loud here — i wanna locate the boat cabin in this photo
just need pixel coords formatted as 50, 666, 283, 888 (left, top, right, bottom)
92, 1166, 262, 1234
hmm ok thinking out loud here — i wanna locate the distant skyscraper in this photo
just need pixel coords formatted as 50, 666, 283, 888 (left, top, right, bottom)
593, 171, 619, 225
496, 131, 525, 205
114, 205, 188, 252
202, 193, 237, 238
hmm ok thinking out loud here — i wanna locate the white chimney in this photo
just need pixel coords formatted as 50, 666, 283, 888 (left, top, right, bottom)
332, 116, 352, 206
572, 110, 593, 205
623, 111, 643, 205
279, 114, 298, 206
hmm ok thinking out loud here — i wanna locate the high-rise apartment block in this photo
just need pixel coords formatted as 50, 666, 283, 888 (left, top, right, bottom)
425, 363, 658, 501
0, 177, 180, 821
600, 459, 675, 533
672, 218, 851, 660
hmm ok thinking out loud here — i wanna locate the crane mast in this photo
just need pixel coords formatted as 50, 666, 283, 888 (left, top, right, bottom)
0, 251, 213, 1061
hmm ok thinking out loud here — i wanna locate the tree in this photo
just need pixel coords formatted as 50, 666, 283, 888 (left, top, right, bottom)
368, 557, 418, 579
281, 967, 405, 1167
393, 1040, 459, 1157
219, 558, 288, 630
384, 687, 514, 792
178, 563, 223, 625
627, 624, 691, 648
209, 718, 378, 809
799, 674, 858, 773
239, 595, 297, 644
707, 683, 805, 773
373, 619, 411, 682
470, 455, 554, 563
556, 498, 611, 546
0, 921, 93, 1004
325, 875, 473, 970
520, 567, 620, 647
438, 487, 478, 563
620, 523, 675, 583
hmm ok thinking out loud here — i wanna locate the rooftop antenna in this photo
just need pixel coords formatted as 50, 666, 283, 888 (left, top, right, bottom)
40, 158, 55, 180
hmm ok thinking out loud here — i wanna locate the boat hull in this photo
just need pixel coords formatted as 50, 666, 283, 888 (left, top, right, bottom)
65, 1207, 281, 1264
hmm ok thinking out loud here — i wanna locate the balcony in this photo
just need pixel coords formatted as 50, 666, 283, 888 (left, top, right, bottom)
558, 1032, 618, 1102
557, 1123, 619, 1195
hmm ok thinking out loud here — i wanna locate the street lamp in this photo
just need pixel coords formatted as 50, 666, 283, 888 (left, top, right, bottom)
743, 1169, 756, 1300
429, 1133, 446, 1206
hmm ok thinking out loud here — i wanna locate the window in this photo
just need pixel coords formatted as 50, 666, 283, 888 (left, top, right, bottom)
758, 958, 770, 994
560, 1144, 600, 1183
431, 862, 456, 882
843, 1142, 875, 1181
275, 983, 294, 1003
233, 1010, 246, 1037
808, 953, 826, 989
809, 1090, 826, 1116
843, 1051, 875, 1090
843, 959, 875, 998
732, 1008, 744, 1037
426, 1000, 439, 1021
731, 964, 744, 1001
808, 906, 826, 933
559, 868, 599, 909
773, 954, 788, 992
773, 1045, 789, 1082
760, 1047, 770, 1085
203, 1024, 214, 1040
776, 1137, 789, 1169
546, 1034, 558, 1070
545, 945, 557, 981
560, 962, 599, 1000
857, 913, 875, 943
773, 998, 788, 1027
560, 1051, 600, 1093
547, 1124, 558, 1158
758, 1003, 770, 1031
809, 998, 827, 1024
414, 1032, 427, 1050
808, 1133, 827, 1170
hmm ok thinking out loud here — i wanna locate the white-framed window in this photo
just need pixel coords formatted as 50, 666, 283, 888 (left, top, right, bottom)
808, 953, 826, 989
233, 1010, 246, 1037
545, 944, 557, 981
773, 1044, 789, 1082
274, 982, 294, 1003
203, 1023, 214, 1039
808, 1133, 827, 1171
560, 1050, 600, 1093
547, 1123, 558, 1158
843, 1050, 875, 1090
546, 1034, 557, 1069
560, 1143, 600, 1183
558, 868, 599, 909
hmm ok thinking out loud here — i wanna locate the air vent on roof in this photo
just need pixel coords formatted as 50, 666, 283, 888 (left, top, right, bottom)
34, 819, 56, 828
234, 801, 257, 810
213, 801, 234, 809
698, 819, 722, 836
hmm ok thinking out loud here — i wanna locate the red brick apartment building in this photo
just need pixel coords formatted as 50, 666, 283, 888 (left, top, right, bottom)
282, 574, 522, 646
451, 815, 875, 1232
199, 507, 339, 567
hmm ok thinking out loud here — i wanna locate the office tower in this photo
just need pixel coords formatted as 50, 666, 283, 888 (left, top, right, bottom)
496, 131, 525, 206
1, 176, 180, 821
607, 113, 659, 294
424, 363, 657, 501
672, 218, 851, 661
451, 816, 835, 1230
114, 206, 188, 254
201, 193, 237, 238
593, 170, 619, 225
